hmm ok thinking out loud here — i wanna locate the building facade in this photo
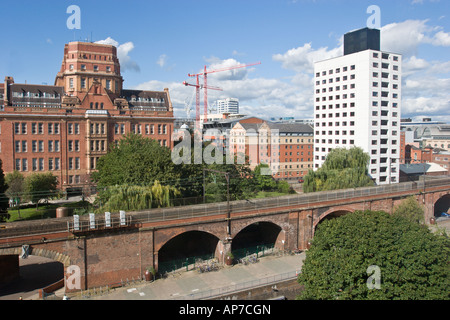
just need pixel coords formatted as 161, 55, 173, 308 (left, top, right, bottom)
313, 28, 402, 185
229, 121, 313, 179
216, 98, 239, 114
0, 41, 174, 192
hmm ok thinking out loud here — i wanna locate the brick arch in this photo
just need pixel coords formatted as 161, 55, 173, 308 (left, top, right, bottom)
230, 217, 285, 239
231, 219, 286, 253
313, 206, 355, 231
154, 224, 223, 253
433, 191, 450, 217
0, 246, 71, 267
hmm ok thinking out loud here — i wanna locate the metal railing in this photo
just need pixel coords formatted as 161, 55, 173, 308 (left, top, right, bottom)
173, 269, 300, 300
1, 177, 449, 239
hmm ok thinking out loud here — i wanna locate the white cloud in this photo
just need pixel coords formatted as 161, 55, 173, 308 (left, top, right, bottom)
381, 19, 450, 56
272, 42, 342, 73
201, 57, 253, 81
431, 30, 450, 46
95, 37, 140, 72
157, 54, 168, 68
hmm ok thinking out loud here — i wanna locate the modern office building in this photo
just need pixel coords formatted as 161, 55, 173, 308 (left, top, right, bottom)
313, 28, 402, 185
0, 41, 175, 192
216, 98, 239, 114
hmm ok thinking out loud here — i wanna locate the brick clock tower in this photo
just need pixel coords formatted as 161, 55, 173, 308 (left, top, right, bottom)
0, 41, 175, 194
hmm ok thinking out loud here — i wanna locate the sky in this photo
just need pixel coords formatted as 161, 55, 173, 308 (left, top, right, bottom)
1, 0, 449, 122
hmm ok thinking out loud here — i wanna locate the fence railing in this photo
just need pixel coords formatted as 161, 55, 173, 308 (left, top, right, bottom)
173, 269, 300, 300
1, 177, 450, 239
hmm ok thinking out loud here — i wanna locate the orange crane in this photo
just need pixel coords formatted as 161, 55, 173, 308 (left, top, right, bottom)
183, 75, 222, 124
186, 62, 261, 120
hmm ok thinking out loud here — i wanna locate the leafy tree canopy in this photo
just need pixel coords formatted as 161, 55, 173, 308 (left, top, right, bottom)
393, 196, 425, 224
96, 181, 180, 213
298, 210, 449, 300
92, 133, 181, 188
24, 172, 58, 207
0, 160, 9, 221
303, 147, 374, 193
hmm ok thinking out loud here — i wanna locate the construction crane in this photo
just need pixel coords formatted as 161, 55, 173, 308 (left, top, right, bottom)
184, 89, 196, 118
187, 62, 261, 119
183, 75, 222, 124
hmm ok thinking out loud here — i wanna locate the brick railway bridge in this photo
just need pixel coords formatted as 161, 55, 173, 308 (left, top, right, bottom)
0, 177, 449, 291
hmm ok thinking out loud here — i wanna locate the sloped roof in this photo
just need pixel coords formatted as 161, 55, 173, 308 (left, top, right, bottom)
400, 162, 447, 175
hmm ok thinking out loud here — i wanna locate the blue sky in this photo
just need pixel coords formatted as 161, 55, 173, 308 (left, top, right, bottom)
1, 0, 449, 121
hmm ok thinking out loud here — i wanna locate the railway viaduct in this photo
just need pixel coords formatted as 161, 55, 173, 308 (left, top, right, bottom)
0, 178, 449, 291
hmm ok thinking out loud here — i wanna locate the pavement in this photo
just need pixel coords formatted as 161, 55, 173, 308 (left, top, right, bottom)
72, 252, 306, 300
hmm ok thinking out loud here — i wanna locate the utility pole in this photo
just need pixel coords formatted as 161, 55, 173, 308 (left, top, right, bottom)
203, 168, 231, 237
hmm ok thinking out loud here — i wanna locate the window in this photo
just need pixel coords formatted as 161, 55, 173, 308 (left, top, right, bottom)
69, 78, 74, 89
81, 78, 86, 89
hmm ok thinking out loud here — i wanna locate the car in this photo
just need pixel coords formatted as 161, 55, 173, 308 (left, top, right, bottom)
298, 178, 304, 183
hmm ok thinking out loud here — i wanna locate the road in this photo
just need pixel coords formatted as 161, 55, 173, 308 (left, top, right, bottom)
0, 255, 64, 300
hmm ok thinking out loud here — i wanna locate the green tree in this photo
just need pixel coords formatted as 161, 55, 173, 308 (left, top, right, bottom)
97, 181, 180, 213
303, 147, 374, 193
253, 164, 277, 191
5, 171, 25, 219
0, 160, 9, 222
24, 172, 58, 209
297, 210, 449, 300
393, 196, 425, 224
92, 133, 181, 188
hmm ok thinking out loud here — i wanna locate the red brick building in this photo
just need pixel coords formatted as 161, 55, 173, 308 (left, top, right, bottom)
229, 121, 314, 179
0, 41, 174, 193
405, 145, 433, 164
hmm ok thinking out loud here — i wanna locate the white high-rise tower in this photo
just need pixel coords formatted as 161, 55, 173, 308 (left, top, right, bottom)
313, 28, 402, 185
216, 98, 239, 114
